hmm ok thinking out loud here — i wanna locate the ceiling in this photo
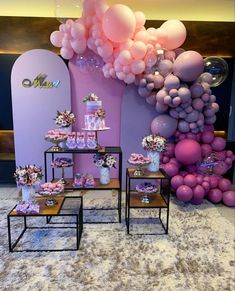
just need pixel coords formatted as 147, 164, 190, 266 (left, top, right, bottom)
0, 0, 234, 22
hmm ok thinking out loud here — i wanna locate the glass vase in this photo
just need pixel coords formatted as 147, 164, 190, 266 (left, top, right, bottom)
147, 151, 160, 172
99, 167, 110, 185
22, 185, 35, 202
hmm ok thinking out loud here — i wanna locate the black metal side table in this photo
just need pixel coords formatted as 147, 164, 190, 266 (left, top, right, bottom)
7, 196, 83, 252
125, 168, 170, 235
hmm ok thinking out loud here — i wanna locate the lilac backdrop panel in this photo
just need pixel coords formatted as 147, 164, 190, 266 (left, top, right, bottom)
69, 56, 125, 178
120, 84, 158, 188
11, 49, 72, 181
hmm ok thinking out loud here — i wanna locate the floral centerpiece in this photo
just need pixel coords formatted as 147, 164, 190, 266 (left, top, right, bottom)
95, 108, 106, 119
14, 165, 43, 187
142, 134, 167, 152
54, 110, 76, 128
14, 165, 43, 202
83, 93, 99, 102
142, 134, 167, 172
93, 153, 116, 185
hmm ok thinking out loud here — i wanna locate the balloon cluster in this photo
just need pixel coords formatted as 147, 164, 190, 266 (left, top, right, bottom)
159, 128, 235, 206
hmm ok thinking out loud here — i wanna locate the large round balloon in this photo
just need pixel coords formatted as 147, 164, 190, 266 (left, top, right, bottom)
175, 139, 202, 165
151, 114, 177, 138
173, 51, 204, 82
203, 57, 229, 87
160, 20, 187, 50
102, 4, 136, 43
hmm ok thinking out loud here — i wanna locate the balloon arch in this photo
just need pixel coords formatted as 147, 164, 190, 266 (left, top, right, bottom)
50, 0, 235, 206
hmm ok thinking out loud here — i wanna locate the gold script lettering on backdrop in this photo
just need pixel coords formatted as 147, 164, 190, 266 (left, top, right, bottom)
22, 74, 60, 88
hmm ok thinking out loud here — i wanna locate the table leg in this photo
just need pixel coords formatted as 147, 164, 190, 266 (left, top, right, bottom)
7, 216, 12, 252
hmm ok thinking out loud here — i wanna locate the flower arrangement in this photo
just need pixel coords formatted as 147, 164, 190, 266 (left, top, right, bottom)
54, 110, 76, 128
14, 165, 43, 187
142, 134, 167, 152
93, 153, 116, 168
95, 108, 106, 119
51, 157, 74, 168
83, 93, 99, 102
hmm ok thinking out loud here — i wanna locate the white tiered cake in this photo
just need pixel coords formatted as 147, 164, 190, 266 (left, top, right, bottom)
83, 94, 106, 130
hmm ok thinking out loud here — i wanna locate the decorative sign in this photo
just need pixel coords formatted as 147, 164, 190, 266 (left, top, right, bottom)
22, 73, 60, 88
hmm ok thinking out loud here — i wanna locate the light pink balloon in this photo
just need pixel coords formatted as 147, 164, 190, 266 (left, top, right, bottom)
155, 28, 168, 45
151, 114, 177, 138
60, 47, 74, 59
160, 20, 187, 50
157, 60, 173, 77
130, 41, 147, 60
124, 73, 135, 84
118, 50, 132, 65
71, 23, 86, 38
131, 60, 145, 74
134, 30, 150, 44
50, 31, 64, 47
102, 4, 136, 43
95, 0, 109, 19
173, 51, 204, 82
97, 41, 113, 58
71, 39, 87, 54
134, 11, 146, 29
119, 39, 133, 50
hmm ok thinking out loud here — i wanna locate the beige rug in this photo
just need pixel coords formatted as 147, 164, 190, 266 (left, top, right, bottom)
0, 190, 234, 291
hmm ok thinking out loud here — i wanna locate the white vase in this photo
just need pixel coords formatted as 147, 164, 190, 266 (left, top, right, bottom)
22, 186, 35, 202
99, 167, 110, 185
147, 151, 160, 172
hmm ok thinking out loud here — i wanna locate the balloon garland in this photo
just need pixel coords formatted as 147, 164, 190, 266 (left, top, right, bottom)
50, 0, 235, 206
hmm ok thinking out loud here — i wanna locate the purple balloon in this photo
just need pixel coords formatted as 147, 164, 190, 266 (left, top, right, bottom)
184, 174, 197, 187
151, 114, 178, 138
193, 185, 206, 199
172, 97, 181, 106
155, 102, 168, 113
157, 59, 173, 77
205, 116, 216, 125
164, 95, 172, 105
199, 72, 213, 84
169, 89, 178, 97
139, 78, 147, 87
179, 111, 187, 119
201, 131, 214, 143
178, 120, 190, 133
138, 87, 151, 97
207, 188, 223, 203
153, 74, 164, 89
185, 110, 199, 123
147, 82, 155, 91
169, 109, 179, 119
176, 185, 193, 202
192, 98, 204, 111
164, 162, 179, 177
178, 87, 191, 103
209, 95, 216, 103
173, 51, 204, 82
204, 107, 215, 117
222, 191, 235, 207
211, 137, 226, 151
218, 178, 232, 192
175, 139, 201, 165
156, 90, 168, 104
190, 83, 204, 98
201, 144, 212, 157
164, 74, 180, 90
185, 106, 193, 113
146, 94, 157, 105
201, 93, 210, 102
211, 102, 219, 113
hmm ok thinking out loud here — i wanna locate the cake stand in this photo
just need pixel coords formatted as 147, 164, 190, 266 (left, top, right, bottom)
82, 127, 110, 151
45, 137, 67, 152
136, 183, 158, 204
127, 161, 151, 176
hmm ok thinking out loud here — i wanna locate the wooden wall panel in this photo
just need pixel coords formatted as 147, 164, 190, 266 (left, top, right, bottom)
0, 17, 234, 56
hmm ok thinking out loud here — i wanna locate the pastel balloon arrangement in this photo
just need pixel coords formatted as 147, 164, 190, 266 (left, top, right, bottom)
50, 0, 234, 206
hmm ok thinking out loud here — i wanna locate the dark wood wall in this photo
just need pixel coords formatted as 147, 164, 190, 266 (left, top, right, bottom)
0, 16, 234, 57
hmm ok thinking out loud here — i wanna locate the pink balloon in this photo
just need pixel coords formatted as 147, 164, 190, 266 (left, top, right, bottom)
176, 185, 193, 202
71, 23, 86, 38
210, 176, 219, 189
97, 41, 113, 58
131, 60, 145, 74
153, 75, 164, 89
164, 162, 179, 177
213, 161, 228, 175
155, 28, 168, 45
193, 185, 206, 199
165, 143, 175, 158
201, 131, 214, 144
157, 60, 173, 77
118, 50, 132, 65
218, 178, 232, 192
50, 31, 64, 47
155, 103, 168, 113
171, 175, 184, 189
164, 74, 180, 90
134, 11, 146, 29
222, 191, 235, 207
134, 30, 150, 44
175, 139, 201, 165
184, 174, 197, 187
190, 83, 204, 98
202, 181, 210, 192
160, 20, 187, 50
71, 39, 87, 54
102, 4, 136, 43
130, 41, 147, 60
151, 114, 177, 138
173, 51, 204, 82
192, 98, 204, 111
124, 73, 135, 84
60, 47, 74, 59
162, 156, 170, 164
201, 144, 212, 157
211, 137, 226, 151
207, 188, 223, 203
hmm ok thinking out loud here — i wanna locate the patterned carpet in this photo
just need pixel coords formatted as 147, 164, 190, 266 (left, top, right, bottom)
0, 189, 234, 291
